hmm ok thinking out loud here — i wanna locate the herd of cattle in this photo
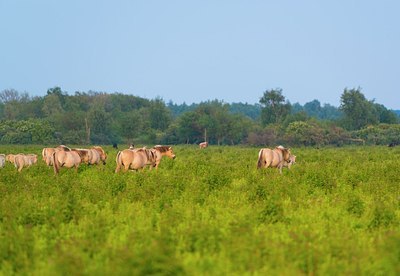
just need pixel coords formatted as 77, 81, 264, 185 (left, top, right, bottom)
0, 143, 296, 175
0, 144, 177, 175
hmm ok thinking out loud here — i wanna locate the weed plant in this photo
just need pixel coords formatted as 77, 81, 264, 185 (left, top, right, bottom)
0, 145, 399, 275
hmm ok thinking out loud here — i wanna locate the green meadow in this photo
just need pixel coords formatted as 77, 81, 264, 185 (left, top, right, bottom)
0, 145, 399, 275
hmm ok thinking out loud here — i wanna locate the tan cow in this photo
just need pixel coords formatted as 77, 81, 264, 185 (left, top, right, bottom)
115, 147, 157, 172
0, 154, 5, 168
257, 146, 292, 174
52, 150, 82, 175
199, 142, 208, 149
12, 154, 38, 172
90, 146, 107, 165
152, 145, 176, 169
71, 149, 91, 164
283, 155, 296, 169
42, 145, 71, 166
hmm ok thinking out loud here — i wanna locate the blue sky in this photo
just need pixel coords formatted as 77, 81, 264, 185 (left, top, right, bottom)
1, 1, 399, 109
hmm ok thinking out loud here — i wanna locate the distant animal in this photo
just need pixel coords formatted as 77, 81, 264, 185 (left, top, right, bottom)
199, 141, 208, 149
42, 148, 56, 165
6, 154, 17, 163
12, 154, 38, 172
283, 155, 296, 169
152, 145, 176, 169
71, 149, 91, 164
112, 143, 118, 149
0, 154, 5, 168
388, 142, 398, 147
89, 146, 107, 165
42, 145, 71, 166
52, 150, 82, 175
115, 147, 157, 172
129, 144, 135, 150
257, 146, 292, 174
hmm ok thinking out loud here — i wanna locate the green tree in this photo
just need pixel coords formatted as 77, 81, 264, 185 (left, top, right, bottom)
259, 88, 291, 125
285, 121, 326, 146
373, 103, 398, 124
147, 98, 172, 131
176, 111, 202, 144
340, 88, 378, 130
304, 100, 322, 118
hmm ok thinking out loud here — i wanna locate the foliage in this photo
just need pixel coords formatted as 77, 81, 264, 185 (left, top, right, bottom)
293, 100, 343, 120
259, 88, 291, 125
0, 87, 397, 146
352, 124, 400, 145
339, 88, 398, 130
0, 119, 55, 144
285, 121, 326, 146
0, 145, 399, 275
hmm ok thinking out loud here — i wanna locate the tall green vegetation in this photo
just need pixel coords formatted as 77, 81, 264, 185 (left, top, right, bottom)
0, 145, 399, 274
0, 86, 398, 146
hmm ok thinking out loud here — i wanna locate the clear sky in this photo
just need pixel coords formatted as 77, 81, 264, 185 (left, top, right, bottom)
1, 1, 399, 109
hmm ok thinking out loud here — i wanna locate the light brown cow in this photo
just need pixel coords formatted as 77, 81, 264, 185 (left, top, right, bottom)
257, 146, 292, 174
0, 154, 5, 168
12, 154, 38, 172
90, 146, 107, 165
115, 147, 157, 172
42, 145, 71, 166
152, 145, 176, 169
6, 154, 17, 163
283, 155, 296, 170
52, 150, 82, 175
199, 142, 208, 149
71, 149, 91, 164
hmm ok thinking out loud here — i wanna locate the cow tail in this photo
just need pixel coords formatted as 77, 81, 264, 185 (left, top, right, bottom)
257, 149, 264, 169
42, 148, 46, 161
115, 151, 122, 173
53, 152, 60, 175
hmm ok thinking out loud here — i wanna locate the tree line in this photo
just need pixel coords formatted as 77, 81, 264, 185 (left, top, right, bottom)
0, 87, 398, 146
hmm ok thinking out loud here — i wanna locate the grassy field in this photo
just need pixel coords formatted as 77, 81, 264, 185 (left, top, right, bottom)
0, 145, 399, 275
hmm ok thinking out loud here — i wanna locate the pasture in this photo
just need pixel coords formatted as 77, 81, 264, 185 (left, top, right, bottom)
0, 145, 399, 275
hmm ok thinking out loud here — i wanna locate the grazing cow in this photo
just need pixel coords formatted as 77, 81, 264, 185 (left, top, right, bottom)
388, 142, 398, 147
11, 154, 38, 172
112, 143, 118, 149
199, 142, 208, 149
89, 146, 107, 165
257, 146, 292, 174
71, 149, 91, 164
283, 155, 296, 169
129, 144, 135, 150
152, 145, 176, 169
52, 150, 82, 175
42, 145, 71, 166
115, 147, 157, 172
0, 154, 5, 168
42, 148, 56, 166
6, 154, 18, 163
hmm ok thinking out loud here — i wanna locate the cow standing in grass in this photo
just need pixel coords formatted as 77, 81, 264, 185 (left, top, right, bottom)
199, 142, 208, 149
0, 154, 5, 168
6, 153, 38, 172
257, 146, 292, 174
